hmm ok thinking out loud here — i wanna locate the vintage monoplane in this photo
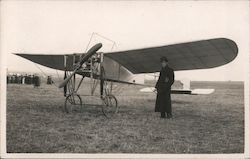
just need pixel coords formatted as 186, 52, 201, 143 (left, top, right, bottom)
15, 38, 238, 117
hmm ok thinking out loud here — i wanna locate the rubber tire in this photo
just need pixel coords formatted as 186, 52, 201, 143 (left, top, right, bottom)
64, 93, 83, 113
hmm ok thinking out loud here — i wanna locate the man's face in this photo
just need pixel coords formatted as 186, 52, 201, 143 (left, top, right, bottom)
161, 61, 167, 68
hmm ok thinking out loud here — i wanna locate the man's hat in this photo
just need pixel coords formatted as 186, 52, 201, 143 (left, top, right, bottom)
160, 56, 168, 62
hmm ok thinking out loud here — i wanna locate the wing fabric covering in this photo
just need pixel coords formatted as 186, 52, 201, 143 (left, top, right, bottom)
15, 38, 238, 74
104, 38, 238, 74
14, 54, 82, 71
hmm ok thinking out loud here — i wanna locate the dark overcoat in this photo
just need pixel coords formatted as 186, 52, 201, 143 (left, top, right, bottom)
155, 66, 175, 113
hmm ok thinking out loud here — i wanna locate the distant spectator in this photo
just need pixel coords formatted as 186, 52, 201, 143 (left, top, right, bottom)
33, 75, 41, 87
14, 74, 18, 83
17, 75, 22, 84
7, 75, 10, 84
47, 76, 53, 85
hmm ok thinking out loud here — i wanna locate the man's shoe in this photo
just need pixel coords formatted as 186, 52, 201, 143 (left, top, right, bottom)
167, 114, 172, 119
161, 112, 166, 118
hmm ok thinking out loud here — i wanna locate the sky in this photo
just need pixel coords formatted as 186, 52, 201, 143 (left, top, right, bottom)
1, 1, 249, 81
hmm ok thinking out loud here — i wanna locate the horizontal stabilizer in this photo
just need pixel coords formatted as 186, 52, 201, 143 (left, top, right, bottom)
140, 87, 156, 93
139, 87, 214, 95
171, 89, 192, 94
139, 87, 192, 94
191, 89, 215, 95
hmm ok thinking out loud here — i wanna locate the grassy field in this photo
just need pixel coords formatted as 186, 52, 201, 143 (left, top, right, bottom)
6, 80, 244, 153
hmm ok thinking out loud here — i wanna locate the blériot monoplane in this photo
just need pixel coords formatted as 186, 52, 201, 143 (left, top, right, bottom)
14, 38, 238, 117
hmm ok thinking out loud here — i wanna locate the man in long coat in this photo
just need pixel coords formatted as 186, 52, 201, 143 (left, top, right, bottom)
155, 57, 175, 118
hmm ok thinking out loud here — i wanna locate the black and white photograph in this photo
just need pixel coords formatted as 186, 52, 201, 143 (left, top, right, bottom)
0, 0, 249, 158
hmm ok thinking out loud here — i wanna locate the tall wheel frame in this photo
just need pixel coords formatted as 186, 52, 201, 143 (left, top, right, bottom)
99, 65, 118, 118
64, 93, 83, 113
63, 53, 118, 118
102, 94, 118, 118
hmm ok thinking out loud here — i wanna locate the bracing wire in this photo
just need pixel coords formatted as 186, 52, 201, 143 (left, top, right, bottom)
33, 63, 59, 88
84, 32, 95, 53
56, 69, 61, 83
33, 32, 118, 96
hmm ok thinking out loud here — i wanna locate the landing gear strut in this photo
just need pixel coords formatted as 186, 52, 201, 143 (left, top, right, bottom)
63, 53, 118, 118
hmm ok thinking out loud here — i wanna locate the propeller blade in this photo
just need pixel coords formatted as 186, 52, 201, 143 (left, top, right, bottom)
59, 70, 77, 88
79, 43, 102, 66
58, 43, 102, 88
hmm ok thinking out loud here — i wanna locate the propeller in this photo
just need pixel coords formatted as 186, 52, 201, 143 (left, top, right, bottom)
58, 43, 102, 88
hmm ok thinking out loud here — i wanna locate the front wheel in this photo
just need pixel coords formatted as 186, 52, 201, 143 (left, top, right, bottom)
64, 93, 83, 113
102, 94, 118, 118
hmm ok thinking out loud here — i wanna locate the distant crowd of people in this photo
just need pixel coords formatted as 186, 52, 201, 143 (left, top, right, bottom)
7, 74, 41, 87
7, 74, 54, 87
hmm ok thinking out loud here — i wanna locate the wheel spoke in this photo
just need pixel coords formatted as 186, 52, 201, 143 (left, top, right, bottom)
65, 94, 83, 113
102, 94, 118, 118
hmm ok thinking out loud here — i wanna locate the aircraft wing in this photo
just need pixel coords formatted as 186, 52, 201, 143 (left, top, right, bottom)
15, 38, 238, 75
14, 53, 81, 71
104, 38, 238, 74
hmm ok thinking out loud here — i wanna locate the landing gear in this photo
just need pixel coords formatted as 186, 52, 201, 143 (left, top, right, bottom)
102, 94, 118, 118
63, 53, 119, 118
64, 93, 83, 113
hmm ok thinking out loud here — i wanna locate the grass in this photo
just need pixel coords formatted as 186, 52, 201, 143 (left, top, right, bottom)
6, 80, 244, 153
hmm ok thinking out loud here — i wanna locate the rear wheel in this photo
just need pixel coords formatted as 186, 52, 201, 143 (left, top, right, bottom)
102, 94, 118, 118
64, 93, 83, 113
